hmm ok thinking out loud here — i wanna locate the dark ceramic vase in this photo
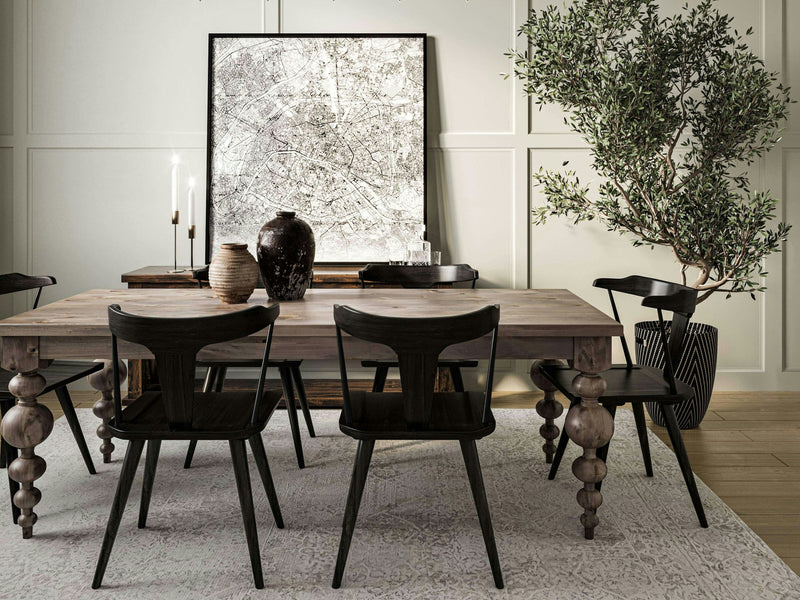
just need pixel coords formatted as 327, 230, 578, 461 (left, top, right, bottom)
257, 211, 315, 300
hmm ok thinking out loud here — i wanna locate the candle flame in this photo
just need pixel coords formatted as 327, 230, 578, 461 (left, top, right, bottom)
171, 154, 180, 165
188, 177, 196, 188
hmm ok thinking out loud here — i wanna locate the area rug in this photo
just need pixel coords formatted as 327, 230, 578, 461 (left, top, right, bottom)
1, 408, 798, 599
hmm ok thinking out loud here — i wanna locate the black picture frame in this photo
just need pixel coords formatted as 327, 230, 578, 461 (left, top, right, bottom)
205, 33, 427, 265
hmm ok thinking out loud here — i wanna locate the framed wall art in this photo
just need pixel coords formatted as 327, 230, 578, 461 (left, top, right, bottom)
206, 33, 426, 264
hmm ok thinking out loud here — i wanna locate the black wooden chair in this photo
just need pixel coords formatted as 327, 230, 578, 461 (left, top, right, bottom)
541, 275, 708, 528
92, 303, 285, 590
332, 303, 504, 589
183, 265, 315, 470
0, 273, 102, 525
357, 264, 480, 393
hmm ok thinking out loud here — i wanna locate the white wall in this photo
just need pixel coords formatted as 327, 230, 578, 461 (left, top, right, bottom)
0, 0, 797, 390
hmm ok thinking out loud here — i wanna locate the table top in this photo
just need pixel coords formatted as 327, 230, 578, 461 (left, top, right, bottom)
0, 288, 622, 339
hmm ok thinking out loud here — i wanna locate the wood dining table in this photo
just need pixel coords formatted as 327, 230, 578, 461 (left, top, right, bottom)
0, 287, 622, 540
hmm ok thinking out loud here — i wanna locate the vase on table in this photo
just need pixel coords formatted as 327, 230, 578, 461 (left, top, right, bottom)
257, 211, 315, 300
208, 243, 259, 304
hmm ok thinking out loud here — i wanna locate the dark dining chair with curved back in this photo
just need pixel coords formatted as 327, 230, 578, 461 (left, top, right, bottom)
0, 273, 102, 525
541, 275, 708, 528
332, 303, 504, 589
182, 265, 315, 470
357, 264, 480, 393
92, 304, 285, 590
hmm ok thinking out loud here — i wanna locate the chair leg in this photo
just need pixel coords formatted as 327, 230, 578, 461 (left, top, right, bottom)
54, 386, 97, 475
230, 439, 264, 589
92, 439, 145, 589
548, 397, 580, 480
632, 402, 654, 477
371, 366, 389, 393
661, 404, 708, 528
450, 366, 466, 393
183, 441, 198, 470
184, 367, 219, 469
460, 440, 504, 589
280, 366, 305, 469
5, 442, 20, 524
138, 440, 161, 529
248, 434, 284, 528
291, 364, 316, 438
332, 439, 374, 589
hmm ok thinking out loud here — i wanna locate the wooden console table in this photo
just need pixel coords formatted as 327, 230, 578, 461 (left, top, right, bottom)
121, 265, 364, 289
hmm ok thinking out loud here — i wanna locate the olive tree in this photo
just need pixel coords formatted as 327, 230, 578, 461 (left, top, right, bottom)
508, 0, 791, 301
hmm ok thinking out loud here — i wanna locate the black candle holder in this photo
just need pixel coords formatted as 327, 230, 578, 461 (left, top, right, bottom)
188, 225, 196, 270
169, 210, 186, 273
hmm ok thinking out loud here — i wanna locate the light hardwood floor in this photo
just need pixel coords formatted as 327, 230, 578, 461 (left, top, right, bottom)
20, 390, 800, 576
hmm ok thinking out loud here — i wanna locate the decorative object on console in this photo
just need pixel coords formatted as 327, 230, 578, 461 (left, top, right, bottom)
187, 177, 197, 270
208, 243, 258, 304
206, 34, 426, 264
257, 211, 315, 301
169, 154, 184, 273
406, 240, 431, 266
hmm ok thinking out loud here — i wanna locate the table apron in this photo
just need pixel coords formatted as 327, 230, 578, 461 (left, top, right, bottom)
36, 335, 577, 361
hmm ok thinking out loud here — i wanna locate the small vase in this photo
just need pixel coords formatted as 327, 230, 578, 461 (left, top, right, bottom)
257, 211, 315, 300
208, 243, 259, 304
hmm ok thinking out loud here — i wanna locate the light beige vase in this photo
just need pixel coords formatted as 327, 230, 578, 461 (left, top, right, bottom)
208, 243, 259, 304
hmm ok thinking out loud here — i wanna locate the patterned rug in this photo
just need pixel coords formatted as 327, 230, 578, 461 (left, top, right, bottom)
1, 408, 798, 599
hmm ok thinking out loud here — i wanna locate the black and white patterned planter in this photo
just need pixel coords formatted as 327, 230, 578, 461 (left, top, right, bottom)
634, 321, 718, 429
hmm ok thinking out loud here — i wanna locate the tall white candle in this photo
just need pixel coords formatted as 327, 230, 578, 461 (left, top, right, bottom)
171, 154, 180, 216
187, 177, 196, 227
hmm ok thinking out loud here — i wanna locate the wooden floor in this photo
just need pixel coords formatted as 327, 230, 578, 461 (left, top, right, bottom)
19, 389, 800, 576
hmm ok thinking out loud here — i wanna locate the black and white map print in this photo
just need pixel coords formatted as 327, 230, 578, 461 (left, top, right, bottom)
208, 35, 425, 262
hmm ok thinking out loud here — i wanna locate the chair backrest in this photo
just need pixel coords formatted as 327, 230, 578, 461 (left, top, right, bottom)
0, 273, 57, 309
358, 264, 479, 289
334, 304, 500, 429
107, 303, 280, 430
593, 275, 698, 393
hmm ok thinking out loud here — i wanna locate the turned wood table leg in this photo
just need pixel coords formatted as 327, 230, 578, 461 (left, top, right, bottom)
88, 359, 127, 464
565, 371, 613, 539
566, 337, 614, 539
1, 337, 53, 538
1, 372, 51, 538
530, 360, 565, 464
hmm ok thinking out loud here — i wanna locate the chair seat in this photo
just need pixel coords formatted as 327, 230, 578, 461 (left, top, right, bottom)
541, 364, 694, 405
360, 359, 479, 368
0, 361, 103, 400
108, 389, 284, 441
339, 391, 496, 440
